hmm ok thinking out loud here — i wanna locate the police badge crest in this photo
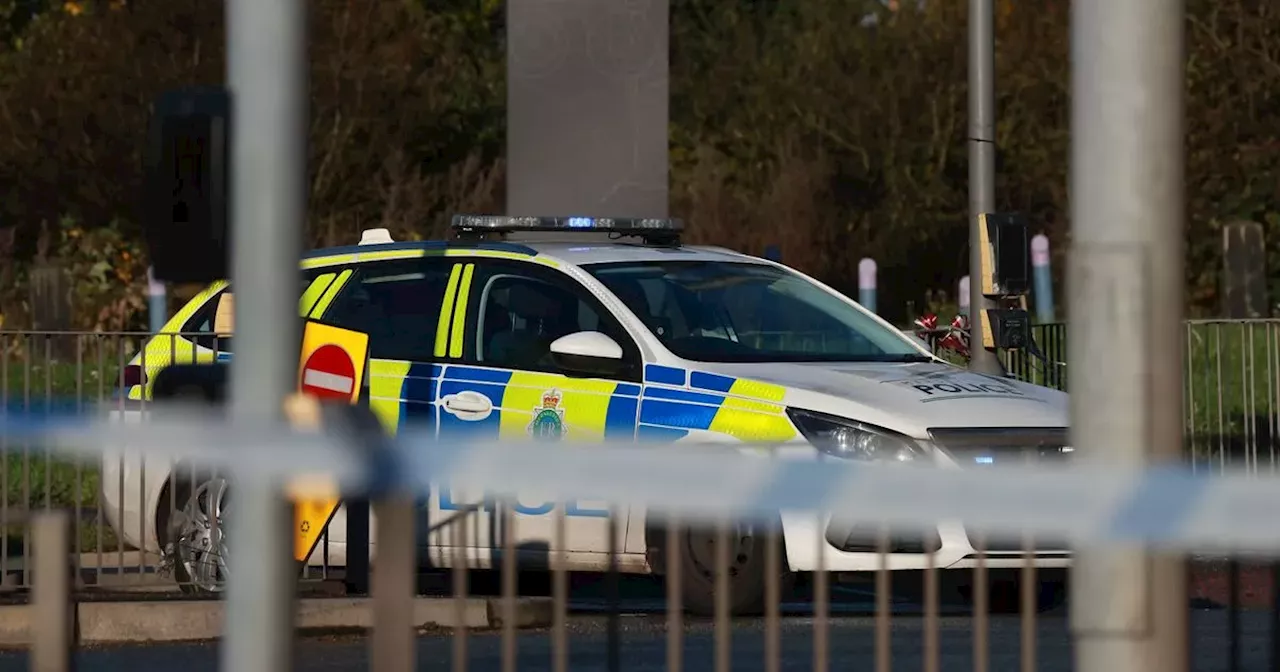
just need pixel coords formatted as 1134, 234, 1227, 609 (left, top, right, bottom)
528, 389, 566, 440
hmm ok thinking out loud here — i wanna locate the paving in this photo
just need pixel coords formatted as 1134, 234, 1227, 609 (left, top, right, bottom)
0, 553, 1268, 669
0, 609, 1270, 671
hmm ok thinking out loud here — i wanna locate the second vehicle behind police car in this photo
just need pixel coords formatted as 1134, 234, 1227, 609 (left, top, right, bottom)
100, 215, 1070, 615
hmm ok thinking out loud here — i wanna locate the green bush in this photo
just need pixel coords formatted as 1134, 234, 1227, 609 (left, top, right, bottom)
0, 0, 1274, 329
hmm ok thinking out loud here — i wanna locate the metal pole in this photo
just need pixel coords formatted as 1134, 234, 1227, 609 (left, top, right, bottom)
31, 511, 73, 672
371, 495, 417, 672
222, 0, 307, 669
967, 0, 1003, 375
1068, 0, 1187, 669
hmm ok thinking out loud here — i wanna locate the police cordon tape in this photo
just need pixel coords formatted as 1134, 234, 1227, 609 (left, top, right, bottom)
7, 404, 1280, 556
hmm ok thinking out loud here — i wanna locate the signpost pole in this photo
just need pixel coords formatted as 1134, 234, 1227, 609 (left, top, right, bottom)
221, 0, 307, 669
967, 0, 1003, 376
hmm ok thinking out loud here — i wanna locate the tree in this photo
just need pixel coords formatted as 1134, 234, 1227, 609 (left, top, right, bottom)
0, 0, 507, 327
670, 0, 1280, 320
0, 0, 508, 250
0, 0, 53, 48
1, 0, 1277, 329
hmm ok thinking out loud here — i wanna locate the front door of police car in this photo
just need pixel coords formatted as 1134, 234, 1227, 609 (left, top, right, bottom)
437, 259, 641, 571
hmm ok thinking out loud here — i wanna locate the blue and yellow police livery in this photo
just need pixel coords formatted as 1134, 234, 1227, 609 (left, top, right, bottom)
101, 216, 1070, 615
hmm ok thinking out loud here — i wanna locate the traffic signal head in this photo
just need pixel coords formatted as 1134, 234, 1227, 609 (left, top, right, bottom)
142, 88, 232, 285
978, 212, 1031, 297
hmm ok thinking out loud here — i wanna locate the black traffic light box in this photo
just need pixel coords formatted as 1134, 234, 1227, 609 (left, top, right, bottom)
986, 308, 1032, 350
978, 212, 1031, 298
142, 88, 232, 284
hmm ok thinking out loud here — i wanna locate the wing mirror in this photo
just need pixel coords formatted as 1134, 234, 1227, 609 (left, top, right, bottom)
549, 331, 625, 377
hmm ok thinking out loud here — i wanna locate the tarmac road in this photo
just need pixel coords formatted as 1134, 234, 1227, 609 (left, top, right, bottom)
0, 609, 1270, 671
0, 574, 1269, 670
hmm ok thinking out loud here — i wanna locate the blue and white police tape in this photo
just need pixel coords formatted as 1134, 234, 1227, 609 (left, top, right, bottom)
2, 404, 369, 491
9, 407, 1280, 555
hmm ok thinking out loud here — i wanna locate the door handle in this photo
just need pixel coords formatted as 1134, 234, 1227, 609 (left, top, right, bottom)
443, 391, 493, 416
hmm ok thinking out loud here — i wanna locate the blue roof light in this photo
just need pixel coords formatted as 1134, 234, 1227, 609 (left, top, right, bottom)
451, 215, 683, 236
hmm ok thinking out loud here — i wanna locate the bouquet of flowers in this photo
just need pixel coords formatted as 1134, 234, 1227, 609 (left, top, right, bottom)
913, 313, 971, 359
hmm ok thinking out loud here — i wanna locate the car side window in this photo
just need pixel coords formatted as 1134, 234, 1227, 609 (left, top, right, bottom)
461, 261, 640, 379
321, 258, 455, 361
182, 272, 326, 353
183, 288, 238, 352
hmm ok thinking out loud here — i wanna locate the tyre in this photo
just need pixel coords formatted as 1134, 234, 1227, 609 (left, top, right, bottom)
652, 520, 792, 617
158, 475, 231, 595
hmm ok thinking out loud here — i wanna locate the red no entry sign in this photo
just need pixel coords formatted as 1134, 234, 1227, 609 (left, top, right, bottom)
299, 344, 356, 400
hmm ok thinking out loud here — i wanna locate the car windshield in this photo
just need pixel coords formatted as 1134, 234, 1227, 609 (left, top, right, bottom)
586, 261, 930, 363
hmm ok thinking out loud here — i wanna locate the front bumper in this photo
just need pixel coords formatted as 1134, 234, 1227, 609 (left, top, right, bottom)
783, 514, 1073, 572
781, 427, 1073, 572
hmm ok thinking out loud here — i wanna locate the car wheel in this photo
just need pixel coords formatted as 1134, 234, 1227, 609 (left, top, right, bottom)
665, 521, 791, 617
159, 476, 231, 595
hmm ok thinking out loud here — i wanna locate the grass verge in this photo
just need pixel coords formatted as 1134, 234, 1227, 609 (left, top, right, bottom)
1004, 322, 1280, 443
0, 451, 124, 558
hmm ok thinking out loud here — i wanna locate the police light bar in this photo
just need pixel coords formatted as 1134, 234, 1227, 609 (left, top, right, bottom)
451, 215, 683, 236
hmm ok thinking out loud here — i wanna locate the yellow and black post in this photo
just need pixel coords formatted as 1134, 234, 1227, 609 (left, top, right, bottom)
975, 213, 1035, 363
286, 321, 372, 590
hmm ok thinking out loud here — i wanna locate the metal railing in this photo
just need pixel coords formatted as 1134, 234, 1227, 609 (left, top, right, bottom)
971, 320, 1280, 473
0, 330, 243, 595
11, 414, 1280, 671
2, 331, 139, 594
3, 326, 1280, 672
3, 323, 1280, 590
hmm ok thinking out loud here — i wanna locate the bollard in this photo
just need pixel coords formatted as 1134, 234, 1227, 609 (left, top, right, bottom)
146, 267, 167, 334
1030, 234, 1055, 322
31, 511, 74, 672
958, 276, 971, 316
857, 258, 877, 314
1221, 220, 1268, 318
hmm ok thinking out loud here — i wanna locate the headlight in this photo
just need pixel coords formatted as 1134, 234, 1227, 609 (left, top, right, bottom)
786, 408, 923, 462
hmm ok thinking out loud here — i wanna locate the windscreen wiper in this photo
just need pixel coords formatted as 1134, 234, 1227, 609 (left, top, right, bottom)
812, 354, 938, 363
877, 354, 937, 363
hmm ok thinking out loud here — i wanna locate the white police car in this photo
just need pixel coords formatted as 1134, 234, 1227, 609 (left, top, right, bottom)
100, 215, 1069, 615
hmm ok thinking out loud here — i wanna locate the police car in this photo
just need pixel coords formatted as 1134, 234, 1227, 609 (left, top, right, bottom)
100, 215, 1070, 615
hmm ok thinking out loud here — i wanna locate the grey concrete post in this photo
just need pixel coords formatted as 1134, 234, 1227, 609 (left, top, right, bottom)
1068, 0, 1189, 669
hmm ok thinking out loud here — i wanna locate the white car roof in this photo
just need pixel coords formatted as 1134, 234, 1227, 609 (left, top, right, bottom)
305, 237, 771, 270
521, 241, 767, 268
